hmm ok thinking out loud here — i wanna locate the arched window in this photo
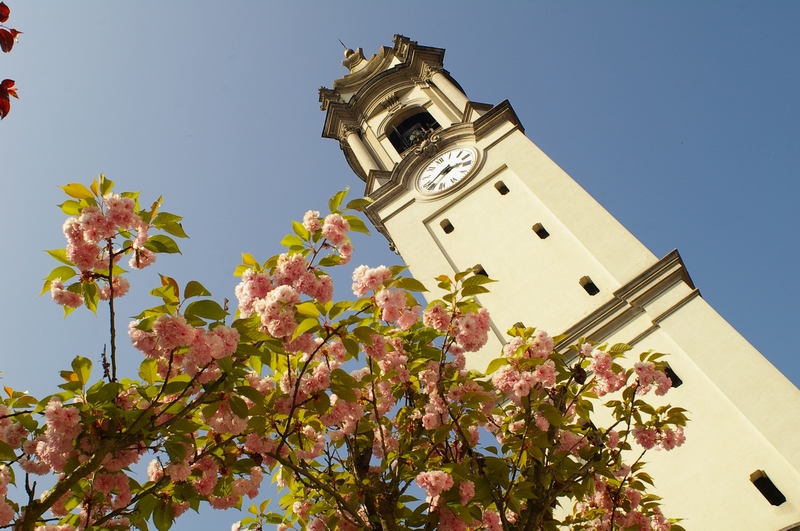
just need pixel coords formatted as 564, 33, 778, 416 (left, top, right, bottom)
387, 111, 440, 154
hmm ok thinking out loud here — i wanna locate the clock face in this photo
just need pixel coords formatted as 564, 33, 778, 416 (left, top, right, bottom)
417, 147, 477, 195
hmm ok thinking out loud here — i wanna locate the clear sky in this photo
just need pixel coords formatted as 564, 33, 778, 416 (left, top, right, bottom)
1, 2, 798, 529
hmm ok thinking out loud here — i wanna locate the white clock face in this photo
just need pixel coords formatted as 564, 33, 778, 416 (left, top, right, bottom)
417, 147, 477, 195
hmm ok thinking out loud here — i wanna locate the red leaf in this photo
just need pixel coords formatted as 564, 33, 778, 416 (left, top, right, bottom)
0, 80, 17, 120
0, 28, 13, 53
0, 3, 9, 24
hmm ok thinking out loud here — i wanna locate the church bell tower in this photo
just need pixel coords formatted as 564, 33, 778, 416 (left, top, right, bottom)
320, 35, 800, 530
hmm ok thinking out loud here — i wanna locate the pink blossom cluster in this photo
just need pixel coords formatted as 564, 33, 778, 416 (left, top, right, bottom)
129, 315, 239, 381
0, 466, 14, 526
589, 349, 627, 397
19, 399, 82, 475
49, 279, 84, 308
351, 265, 392, 297
633, 362, 672, 396
491, 359, 556, 405
632, 425, 685, 451
415, 470, 454, 509
502, 330, 554, 359
54, 193, 153, 309
452, 308, 491, 352
374, 288, 420, 330
0, 405, 27, 449
320, 393, 364, 441
321, 213, 349, 245
576, 475, 672, 531
422, 303, 450, 331
235, 254, 335, 339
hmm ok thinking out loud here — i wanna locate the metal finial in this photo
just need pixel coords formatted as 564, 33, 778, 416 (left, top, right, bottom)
338, 40, 348, 50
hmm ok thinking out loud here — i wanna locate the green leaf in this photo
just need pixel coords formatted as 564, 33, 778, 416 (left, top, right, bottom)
293, 318, 320, 340
145, 234, 182, 254
353, 326, 377, 345
343, 215, 370, 234
241, 253, 258, 266
152, 212, 183, 226
345, 196, 373, 211
484, 357, 508, 375
295, 301, 320, 318
184, 300, 227, 321
330, 369, 359, 402
60, 183, 94, 199
153, 499, 175, 531
0, 441, 16, 461
228, 395, 250, 419
394, 277, 428, 292
160, 222, 188, 238
46, 248, 74, 266
327, 300, 352, 320
71, 356, 92, 386
236, 385, 265, 406
328, 189, 348, 213
98, 174, 114, 196
59, 200, 83, 215
292, 220, 310, 240
461, 285, 490, 297
462, 274, 497, 286
184, 280, 211, 299
139, 359, 158, 384
82, 282, 98, 314
280, 234, 305, 249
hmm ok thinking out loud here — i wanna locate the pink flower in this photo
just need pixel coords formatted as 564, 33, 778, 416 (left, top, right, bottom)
459, 480, 475, 504
415, 470, 454, 508
351, 265, 392, 297
302, 210, 322, 233
50, 279, 83, 308
423, 303, 450, 331
98, 276, 130, 300
321, 213, 349, 245
453, 308, 490, 352
152, 314, 196, 350
129, 247, 156, 269
104, 193, 139, 229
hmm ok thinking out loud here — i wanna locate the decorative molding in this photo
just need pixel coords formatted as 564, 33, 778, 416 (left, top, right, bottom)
421, 63, 445, 83
412, 132, 441, 158
379, 93, 403, 115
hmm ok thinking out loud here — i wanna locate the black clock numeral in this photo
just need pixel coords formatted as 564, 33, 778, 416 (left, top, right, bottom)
438, 182, 446, 190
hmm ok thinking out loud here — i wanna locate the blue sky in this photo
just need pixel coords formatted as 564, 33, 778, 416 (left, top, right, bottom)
1, 2, 798, 529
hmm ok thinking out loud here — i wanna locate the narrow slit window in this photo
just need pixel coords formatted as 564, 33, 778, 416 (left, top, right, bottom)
580, 276, 600, 296
440, 219, 454, 234
494, 181, 510, 195
532, 223, 550, 239
473, 264, 488, 277
664, 365, 683, 388
750, 471, 786, 506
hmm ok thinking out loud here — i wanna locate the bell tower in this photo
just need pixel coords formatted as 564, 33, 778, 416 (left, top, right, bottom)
320, 35, 800, 529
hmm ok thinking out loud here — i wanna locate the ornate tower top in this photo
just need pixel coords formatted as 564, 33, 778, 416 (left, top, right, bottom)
319, 35, 477, 187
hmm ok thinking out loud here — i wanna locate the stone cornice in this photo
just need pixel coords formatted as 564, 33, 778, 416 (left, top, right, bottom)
555, 249, 699, 348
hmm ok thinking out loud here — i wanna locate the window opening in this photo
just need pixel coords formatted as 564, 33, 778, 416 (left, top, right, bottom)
750, 471, 786, 506
440, 219, 454, 234
494, 181, 510, 195
532, 223, 550, 239
664, 365, 683, 388
580, 276, 600, 296
388, 111, 440, 154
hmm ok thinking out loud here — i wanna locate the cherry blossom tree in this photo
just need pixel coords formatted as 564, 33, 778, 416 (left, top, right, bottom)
0, 175, 687, 531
